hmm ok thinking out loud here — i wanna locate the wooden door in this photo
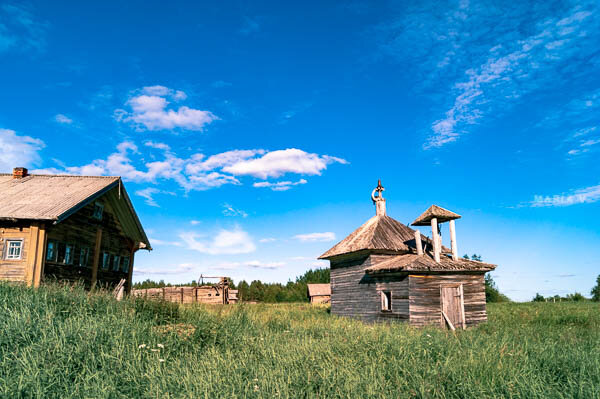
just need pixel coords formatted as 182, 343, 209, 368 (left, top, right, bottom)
440, 285, 465, 330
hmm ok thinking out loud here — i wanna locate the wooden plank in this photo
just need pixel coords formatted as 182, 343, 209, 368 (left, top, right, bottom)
441, 311, 455, 331
126, 242, 136, 294
25, 223, 40, 286
90, 228, 102, 289
33, 226, 46, 288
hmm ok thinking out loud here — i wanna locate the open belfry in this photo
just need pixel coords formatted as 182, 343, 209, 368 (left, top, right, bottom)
319, 181, 496, 329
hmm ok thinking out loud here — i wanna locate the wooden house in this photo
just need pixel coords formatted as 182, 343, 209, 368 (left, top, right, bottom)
0, 167, 151, 292
319, 181, 495, 329
307, 283, 331, 304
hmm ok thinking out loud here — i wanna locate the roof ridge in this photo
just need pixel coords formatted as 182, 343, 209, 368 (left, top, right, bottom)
0, 173, 120, 179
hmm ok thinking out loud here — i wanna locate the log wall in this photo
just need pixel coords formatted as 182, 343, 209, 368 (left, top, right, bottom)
409, 273, 487, 327
132, 286, 237, 304
0, 221, 31, 282
44, 190, 132, 289
330, 254, 409, 322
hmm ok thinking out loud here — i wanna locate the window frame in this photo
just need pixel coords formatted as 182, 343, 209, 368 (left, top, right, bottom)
102, 252, 110, 269
64, 244, 75, 265
4, 239, 24, 260
121, 256, 130, 273
381, 291, 392, 312
92, 202, 104, 220
78, 247, 89, 267
46, 240, 58, 262
112, 255, 120, 272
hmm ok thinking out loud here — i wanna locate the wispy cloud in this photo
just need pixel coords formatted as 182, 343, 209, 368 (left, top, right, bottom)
54, 114, 73, 124
222, 203, 248, 218
0, 4, 47, 53
135, 187, 175, 207
180, 227, 256, 255
239, 16, 260, 35
532, 184, 600, 207
253, 179, 307, 191
259, 238, 276, 243
294, 232, 336, 242
147, 238, 183, 247
115, 85, 218, 131
376, 1, 600, 149
0, 128, 45, 171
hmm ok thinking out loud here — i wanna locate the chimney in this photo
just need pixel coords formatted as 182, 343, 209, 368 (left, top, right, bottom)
371, 180, 386, 216
414, 230, 423, 256
449, 219, 458, 261
12, 167, 28, 179
430, 218, 441, 263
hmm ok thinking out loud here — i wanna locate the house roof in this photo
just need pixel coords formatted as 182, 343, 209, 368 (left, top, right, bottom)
365, 253, 496, 273
307, 283, 331, 297
319, 215, 427, 259
412, 205, 461, 226
0, 174, 151, 250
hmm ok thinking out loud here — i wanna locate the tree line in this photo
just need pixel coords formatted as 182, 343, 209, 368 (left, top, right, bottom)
533, 274, 600, 302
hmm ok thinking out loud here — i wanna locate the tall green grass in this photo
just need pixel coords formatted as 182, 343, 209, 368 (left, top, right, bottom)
0, 282, 598, 398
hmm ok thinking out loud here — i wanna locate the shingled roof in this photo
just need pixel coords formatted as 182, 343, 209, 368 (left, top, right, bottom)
0, 173, 151, 249
319, 215, 422, 259
365, 253, 496, 273
412, 205, 461, 226
307, 283, 331, 297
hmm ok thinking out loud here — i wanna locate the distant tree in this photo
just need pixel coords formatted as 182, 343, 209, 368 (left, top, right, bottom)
566, 292, 586, 302
462, 254, 470, 260
591, 275, 600, 302
471, 254, 482, 262
532, 293, 545, 302
485, 274, 510, 303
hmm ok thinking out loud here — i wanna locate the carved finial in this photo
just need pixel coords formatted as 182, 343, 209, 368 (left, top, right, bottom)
371, 180, 386, 216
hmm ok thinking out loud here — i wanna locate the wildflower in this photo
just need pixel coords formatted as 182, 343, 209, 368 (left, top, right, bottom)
254, 385, 259, 392
159, 359, 165, 362
138, 344, 146, 349
157, 343, 164, 348
151, 349, 159, 352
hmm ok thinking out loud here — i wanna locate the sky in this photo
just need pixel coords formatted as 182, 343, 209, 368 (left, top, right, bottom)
1, 0, 599, 301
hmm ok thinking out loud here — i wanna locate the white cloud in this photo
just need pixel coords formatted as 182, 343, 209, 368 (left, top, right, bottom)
259, 238, 276, 243
0, 128, 45, 172
54, 114, 73, 124
0, 4, 47, 53
115, 86, 218, 131
293, 232, 336, 242
253, 178, 307, 191
134, 263, 193, 275
223, 148, 347, 179
532, 184, 600, 207
180, 227, 256, 255
190, 220, 201, 225
222, 203, 248, 218
42, 141, 347, 192
245, 260, 285, 269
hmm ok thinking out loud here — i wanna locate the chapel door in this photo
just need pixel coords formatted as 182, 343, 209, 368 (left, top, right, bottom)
440, 285, 465, 330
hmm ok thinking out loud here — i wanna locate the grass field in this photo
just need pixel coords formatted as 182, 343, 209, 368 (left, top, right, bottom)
0, 282, 598, 398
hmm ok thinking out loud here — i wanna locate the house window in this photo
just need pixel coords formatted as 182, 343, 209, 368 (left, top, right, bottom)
102, 252, 110, 269
79, 248, 89, 267
46, 240, 58, 262
381, 291, 392, 312
112, 255, 120, 271
5, 240, 23, 260
64, 244, 74, 264
92, 202, 104, 220
121, 256, 130, 273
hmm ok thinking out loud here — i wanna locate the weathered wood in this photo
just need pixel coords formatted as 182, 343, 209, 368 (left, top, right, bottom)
33, 225, 46, 288
126, 242, 136, 294
430, 218, 440, 263
449, 220, 458, 261
91, 228, 102, 289
441, 310, 455, 330
414, 230, 423, 256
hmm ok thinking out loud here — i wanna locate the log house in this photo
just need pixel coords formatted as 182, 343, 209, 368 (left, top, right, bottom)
0, 168, 151, 291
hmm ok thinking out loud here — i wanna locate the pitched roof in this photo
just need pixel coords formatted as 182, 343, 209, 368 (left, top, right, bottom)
307, 283, 331, 297
0, 174, 151, 249
412, 205, 461, 226
319, 215, 423, 259
365, 253, 496, 273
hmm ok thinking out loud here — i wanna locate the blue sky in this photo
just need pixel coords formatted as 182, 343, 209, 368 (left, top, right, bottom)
1, 0, 599, 301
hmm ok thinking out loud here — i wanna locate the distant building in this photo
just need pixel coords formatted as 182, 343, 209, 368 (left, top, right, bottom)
307, 283, 331, 304
319, 181, 495, 329
0, 167, 151, 291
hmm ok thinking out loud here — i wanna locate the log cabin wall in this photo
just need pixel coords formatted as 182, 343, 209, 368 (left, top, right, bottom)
331, 253, 409, 322
0, 221, 31, 282
43, 189, 132, 289
408, 273, 486, 327
132, 286, 229, 304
